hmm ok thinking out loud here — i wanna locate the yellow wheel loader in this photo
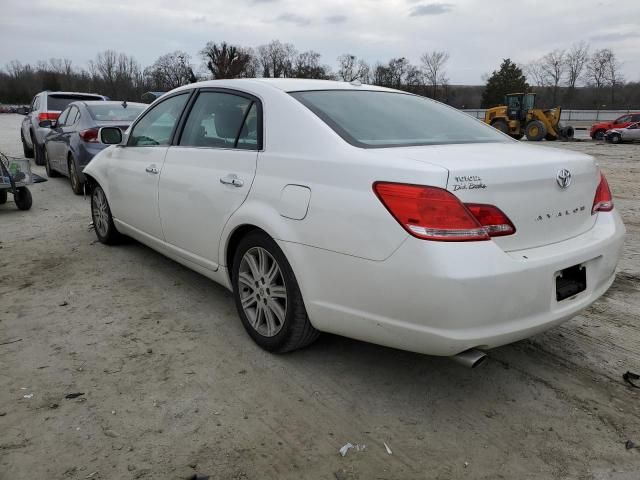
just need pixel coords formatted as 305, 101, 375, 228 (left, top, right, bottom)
484, 93, 574, 141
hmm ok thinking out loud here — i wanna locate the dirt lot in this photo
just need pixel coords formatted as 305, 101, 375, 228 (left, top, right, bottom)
1, 113, 639, 480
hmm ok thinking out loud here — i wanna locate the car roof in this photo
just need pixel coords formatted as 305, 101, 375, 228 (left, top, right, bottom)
173, 78, 399, 94
80, 101, 146, 107
43, 91, 105, 97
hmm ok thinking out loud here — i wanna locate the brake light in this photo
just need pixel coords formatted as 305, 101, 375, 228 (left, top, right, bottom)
592, 173, 613, 214
38, 112, 60, 121
373, 182, 484, 241
79, 128, 100, 143
465, 204, 516, 237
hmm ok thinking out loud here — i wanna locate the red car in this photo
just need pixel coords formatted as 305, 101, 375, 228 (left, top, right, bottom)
591, 113, 640, 140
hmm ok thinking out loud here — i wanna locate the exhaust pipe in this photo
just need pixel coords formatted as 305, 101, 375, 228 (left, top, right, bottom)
451, 348, 488, 368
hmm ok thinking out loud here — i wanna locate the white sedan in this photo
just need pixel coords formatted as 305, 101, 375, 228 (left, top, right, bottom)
84, 79, 625, 367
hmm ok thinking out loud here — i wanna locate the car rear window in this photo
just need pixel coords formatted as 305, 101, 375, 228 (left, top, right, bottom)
290, 90, 509, 148
47, 95, 103, 111
88, 104, 145, 121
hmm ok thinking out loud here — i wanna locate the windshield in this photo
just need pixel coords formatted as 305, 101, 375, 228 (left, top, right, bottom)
290, 90, 509, 148
88, 104, 145, 121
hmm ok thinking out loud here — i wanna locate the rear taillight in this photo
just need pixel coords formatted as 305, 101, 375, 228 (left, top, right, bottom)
373, 182, 515, 241
79, 128, 100, 143
592, 173, 613, 214
465, 204, 516, 237
38, 112, 60, 122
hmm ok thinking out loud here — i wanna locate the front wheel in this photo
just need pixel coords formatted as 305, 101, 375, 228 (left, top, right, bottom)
610, 134, 622, 144
14, 187, 32, 210
44, 148, 60, 178
232, 231, 319, 353
593, 130, 605, 141
69, 157, 83, 195
91, 185, 120, 244
525, 120, 547, 141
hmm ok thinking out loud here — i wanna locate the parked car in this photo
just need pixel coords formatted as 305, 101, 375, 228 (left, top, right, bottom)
41, 101, 146, 194
84, 79, 625, 365
20, 91, 107, 165
604, 122, 640, 144
590, 113, 640, 140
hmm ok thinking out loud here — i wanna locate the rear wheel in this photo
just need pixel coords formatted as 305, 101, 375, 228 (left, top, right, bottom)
232, 231, 319, 353
21, 130, 34, 158
0, 190, 7, 204
14, 187, 32, 210
491, 119, 509, 134
44, 148, 60, 178
525, 120, 546, 141
91, 185, 121, 244
68, 156, 83, 195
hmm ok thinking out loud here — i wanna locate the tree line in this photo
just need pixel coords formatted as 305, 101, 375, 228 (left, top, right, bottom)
1, 39, 638, 109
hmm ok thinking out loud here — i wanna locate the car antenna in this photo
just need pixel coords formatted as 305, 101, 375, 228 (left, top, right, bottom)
121, 100, 127, 108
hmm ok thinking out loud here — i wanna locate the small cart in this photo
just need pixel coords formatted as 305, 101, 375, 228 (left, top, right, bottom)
0, 152, 33, 210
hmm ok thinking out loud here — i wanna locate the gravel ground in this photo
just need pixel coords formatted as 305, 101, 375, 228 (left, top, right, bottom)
0, 113, 639, 480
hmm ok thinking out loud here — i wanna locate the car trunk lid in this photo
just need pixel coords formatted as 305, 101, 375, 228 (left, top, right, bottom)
390, 142, 600, 251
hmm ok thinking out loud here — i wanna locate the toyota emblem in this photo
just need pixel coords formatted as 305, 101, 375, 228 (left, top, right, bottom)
556, 169, 572, 189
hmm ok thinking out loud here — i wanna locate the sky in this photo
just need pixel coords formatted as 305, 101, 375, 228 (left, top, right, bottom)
1, 0, 638, 85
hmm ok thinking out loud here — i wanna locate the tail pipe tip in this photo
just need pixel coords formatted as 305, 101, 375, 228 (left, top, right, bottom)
451, 348, 488, 368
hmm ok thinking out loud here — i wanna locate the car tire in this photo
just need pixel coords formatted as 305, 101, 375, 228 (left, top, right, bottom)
593, 130, 605, 141
0, 190, 7, 204
91, 184, 121, 244
21, 130, 34, 158
44, 148, 60, 178
232, 231, 319, 353
525, 120, 547, 141
611, 134, 622, 144
69, 156, 83, 195
33, 136, 45, 166
491, 119, 509, 134
14, 187, 32, 210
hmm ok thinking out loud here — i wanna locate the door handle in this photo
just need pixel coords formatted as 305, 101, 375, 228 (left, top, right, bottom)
145, 164, 159, 174
220, 175, 244, 187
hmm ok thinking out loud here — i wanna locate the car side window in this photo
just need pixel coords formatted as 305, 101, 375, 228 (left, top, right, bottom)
179, 91, 258, 150
632, 115, 640, 122
33, 96, 40, 111
66, 107, 79, 126
57, 108, 71, 126
128, 94, 189, 147
617, 115, 631, 124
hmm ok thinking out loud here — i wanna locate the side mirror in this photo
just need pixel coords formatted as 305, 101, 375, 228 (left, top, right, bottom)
39, 120, 54, 128
100, 127, 123, 145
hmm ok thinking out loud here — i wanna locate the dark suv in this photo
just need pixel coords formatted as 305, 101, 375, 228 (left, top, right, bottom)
20, 91, 106, 164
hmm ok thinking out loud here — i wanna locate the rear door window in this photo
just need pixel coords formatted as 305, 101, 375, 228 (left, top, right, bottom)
128, 94, 189, 147
179, 91, 257, 150
57, 108, 71, 126
66, 106, 79, 126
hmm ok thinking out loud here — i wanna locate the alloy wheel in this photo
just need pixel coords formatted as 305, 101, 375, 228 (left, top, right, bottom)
238, 247, 287, 337
92, 188, 110, 237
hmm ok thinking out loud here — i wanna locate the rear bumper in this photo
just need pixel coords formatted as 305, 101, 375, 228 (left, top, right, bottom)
281, 212, 625, 356
76, 143, 107, 182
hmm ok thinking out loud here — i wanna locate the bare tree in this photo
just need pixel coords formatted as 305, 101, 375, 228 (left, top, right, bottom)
291, 51, 332, 79
420, 51, 449, 99
336, 54, 369, 82
524, 60, 549, 88
585, 48, 612, 105
145, 51, 196, 90
605, 50, 624, 105
257, 40, 297, 78
200, 42, 255, 79
387, 57, 410, 89
564, 42, 589, 106
539, 49, 566, 104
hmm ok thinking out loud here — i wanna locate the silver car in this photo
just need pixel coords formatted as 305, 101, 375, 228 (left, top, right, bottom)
605, 122, 640, 144
20, 91, 106, 165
